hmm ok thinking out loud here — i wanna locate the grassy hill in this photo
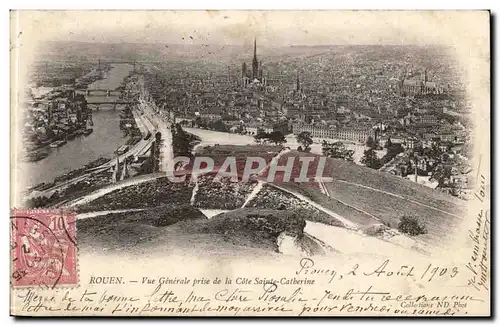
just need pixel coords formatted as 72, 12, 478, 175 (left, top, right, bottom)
72, 146, 467, 249
77, 206, 319, 257
272, 151, 467, 246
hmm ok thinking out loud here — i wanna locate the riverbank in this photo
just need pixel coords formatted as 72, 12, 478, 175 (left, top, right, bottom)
24, 168, 114, 208
26, 157, 110, 193
18, 64, 143, 206
23, 116, 94, 163
23, 65, 117, 160
120, 106, 142, 145
25, 109, 143, 196
21, 109, 139, 194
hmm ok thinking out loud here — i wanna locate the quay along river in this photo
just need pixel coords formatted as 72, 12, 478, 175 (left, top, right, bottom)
16, 63, 134, 189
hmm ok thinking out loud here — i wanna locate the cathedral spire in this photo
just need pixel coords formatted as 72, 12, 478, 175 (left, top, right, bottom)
253, 38, 257, 60
252, 37, 259, 80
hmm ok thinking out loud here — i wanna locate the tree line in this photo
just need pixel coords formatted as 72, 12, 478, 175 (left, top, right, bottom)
254, 130, 287, 146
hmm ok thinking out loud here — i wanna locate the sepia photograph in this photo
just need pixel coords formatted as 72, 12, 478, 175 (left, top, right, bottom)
9, 10, 490, 317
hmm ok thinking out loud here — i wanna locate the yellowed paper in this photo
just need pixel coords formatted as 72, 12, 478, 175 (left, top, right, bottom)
10, 10, 490, 316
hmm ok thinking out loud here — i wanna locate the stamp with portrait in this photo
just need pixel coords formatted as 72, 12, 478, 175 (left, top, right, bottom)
10, 209, 78, 288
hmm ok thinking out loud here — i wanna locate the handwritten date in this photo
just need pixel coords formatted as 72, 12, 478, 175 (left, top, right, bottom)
296, 258, 458, 283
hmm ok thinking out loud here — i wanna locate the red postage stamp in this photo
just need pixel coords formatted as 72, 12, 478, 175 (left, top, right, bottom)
10, 209, 78, 288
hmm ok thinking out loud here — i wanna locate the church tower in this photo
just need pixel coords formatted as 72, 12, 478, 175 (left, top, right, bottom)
241, 62, 248, 88
296, 70, 301, 92
252, 38, 259, 81
242, 62, 247, 77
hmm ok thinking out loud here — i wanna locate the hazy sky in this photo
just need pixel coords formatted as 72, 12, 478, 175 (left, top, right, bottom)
13, 10, 488, 48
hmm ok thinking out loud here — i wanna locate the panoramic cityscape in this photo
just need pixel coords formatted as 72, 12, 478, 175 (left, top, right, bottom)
9, 10, 492, 318
15, 35, 472, 258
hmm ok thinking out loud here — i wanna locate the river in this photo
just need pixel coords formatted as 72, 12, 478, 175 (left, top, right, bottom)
17, 64, 134, 188
88, 64, 133, 90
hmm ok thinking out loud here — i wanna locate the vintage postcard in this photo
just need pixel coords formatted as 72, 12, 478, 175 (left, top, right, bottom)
9, 10, 490, 316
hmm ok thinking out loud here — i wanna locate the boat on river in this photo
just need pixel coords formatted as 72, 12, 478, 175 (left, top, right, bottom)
23, 149, 49, 162
83, 118, 94, 136
49, 140, 67, 148
116, 145, 130, 155
66, 131, 77, 140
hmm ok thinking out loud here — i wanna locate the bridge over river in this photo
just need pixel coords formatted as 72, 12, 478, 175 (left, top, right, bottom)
76, 89, 123, 97
75, 89, 137, 108
79, 61, 138, 107
18, 63, 174, 204
75, 82, 138, 108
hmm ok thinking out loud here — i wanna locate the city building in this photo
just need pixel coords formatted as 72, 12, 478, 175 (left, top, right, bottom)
398, 70, 447, 97
292, 123, 377, 143
336, 125, 378, 143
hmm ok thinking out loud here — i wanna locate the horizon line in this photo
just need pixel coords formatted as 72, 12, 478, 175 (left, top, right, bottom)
44, 40, 448, 47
